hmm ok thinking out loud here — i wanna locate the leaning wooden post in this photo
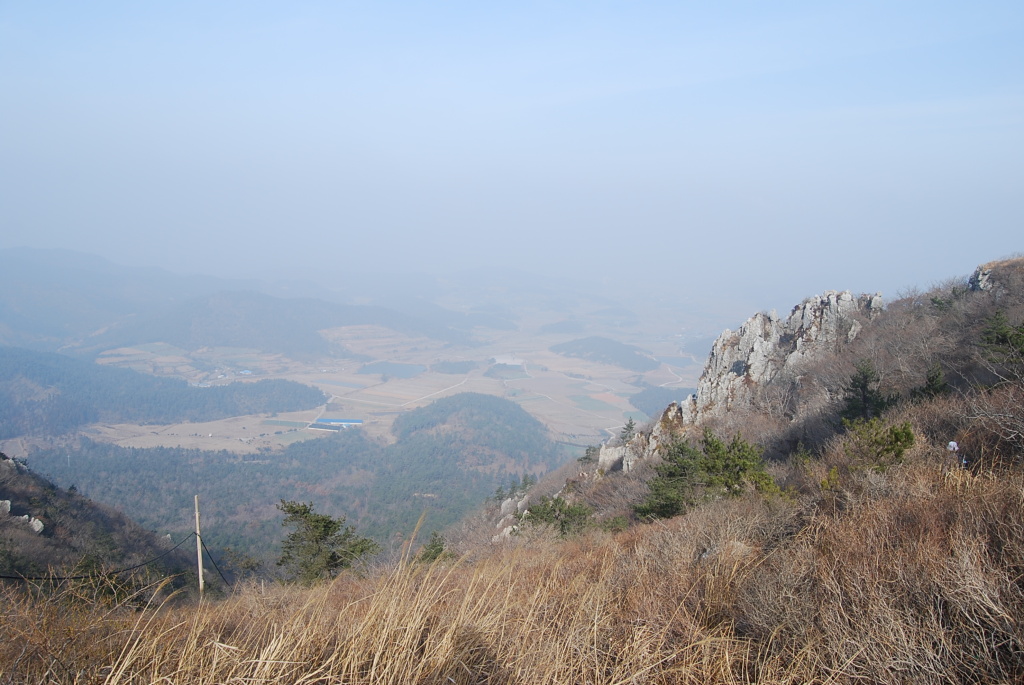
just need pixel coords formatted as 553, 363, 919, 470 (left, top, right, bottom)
195, 495, 205, 598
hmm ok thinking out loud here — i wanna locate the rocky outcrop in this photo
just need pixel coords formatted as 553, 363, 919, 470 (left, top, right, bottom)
594, 291, 882, 473
970, 264, 995, 292
969, 257, 1024, 294
0, 502, 45, 534
672, 291, 882, 426
598, 418, 683, 473
492, 493, 531, 541
573, 261, 1024, 483
597, 444, 626, 472
27, 516, 45, 533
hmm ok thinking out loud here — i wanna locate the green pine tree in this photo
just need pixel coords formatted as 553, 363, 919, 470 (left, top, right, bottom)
522, 496, 593, 537
635, 428, 776, 520
911, 363, 948, 401
417, 531, 452, 563
276, 500, 379, 584
620, 418, 636, 444
841, 359, 897, 421
981, 311, 1024, 379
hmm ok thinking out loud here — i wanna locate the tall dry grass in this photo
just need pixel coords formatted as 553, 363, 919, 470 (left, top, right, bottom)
2, 539, 758, 684
4, 452, 1023, 683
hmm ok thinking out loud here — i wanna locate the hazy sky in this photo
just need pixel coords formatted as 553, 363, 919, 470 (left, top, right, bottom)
2, 2, 1022, 313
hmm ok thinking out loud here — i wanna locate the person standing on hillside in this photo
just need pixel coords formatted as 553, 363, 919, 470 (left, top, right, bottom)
947, 441, 968, 468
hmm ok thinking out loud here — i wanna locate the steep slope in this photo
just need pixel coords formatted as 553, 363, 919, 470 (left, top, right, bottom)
593, 257, 1024, 473
1, 452, 190, 578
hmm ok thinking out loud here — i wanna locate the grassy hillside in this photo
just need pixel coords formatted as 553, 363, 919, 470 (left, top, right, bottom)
4, 259, 1024, 683
6, 456, 1022, 683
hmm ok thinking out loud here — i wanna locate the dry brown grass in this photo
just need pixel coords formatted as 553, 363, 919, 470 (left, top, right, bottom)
7, 367, 1024, 685
1, 544, 754, 684
5, 444, 1023, 684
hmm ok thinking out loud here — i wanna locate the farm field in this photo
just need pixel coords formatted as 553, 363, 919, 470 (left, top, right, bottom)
86, 305, 703, 452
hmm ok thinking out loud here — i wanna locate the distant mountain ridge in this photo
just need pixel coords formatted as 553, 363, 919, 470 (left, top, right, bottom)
550, 336, 659, 372
0, 247, 243, 348
0, 248, 483, 357
88, 290, 475, 359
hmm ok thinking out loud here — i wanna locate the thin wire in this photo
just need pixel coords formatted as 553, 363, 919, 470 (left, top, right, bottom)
200, 535, 231, 586
0, 532, 197, 582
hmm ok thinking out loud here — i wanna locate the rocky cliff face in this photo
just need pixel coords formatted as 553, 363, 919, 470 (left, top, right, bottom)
522, 259, 1021, 519
597, 290, 882, 472
673, 290, 882, 426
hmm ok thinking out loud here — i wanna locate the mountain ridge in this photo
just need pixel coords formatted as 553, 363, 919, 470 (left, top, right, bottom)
0, 248, 483, 357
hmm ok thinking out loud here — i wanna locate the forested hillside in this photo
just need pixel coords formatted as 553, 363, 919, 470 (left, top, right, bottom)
0, 346, 326, 438
0, 453, 190, 580
30, 393, 566, 566
391, 392, 558, 461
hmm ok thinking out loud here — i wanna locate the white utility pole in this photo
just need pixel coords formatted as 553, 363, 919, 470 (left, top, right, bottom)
195, 495, 204, 597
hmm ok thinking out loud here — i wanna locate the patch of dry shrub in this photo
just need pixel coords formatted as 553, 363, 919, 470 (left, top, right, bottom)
731, 460, 1024, 684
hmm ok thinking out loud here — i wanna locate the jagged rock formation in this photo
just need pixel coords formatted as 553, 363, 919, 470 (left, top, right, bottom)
595, 290, 882, 473
7, 514, 46, 533
597, 444, 626, 473
516, 258, 1024, 536
673, 290, 882, 426
597, 402, 692, 473
492, 493, 532, 541
970, 264, 996, 292
597, 426, 669, 474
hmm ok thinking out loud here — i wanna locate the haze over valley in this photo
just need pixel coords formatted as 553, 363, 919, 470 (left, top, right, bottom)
3, 4, 1024, 681
1, 248, 711, 456
1, 247, 711, 557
